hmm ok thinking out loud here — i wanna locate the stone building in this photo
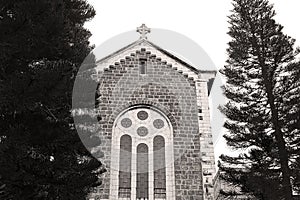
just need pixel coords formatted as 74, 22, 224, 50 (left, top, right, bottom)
88, 24, 218, 200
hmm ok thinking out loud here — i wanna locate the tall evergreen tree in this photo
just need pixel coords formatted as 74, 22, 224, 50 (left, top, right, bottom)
281, 61, 300, 194
0, 0, 104, 199
219, 0, 299, 199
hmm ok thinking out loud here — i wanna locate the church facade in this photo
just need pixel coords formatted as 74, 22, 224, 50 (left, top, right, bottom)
88, 24, 218, 200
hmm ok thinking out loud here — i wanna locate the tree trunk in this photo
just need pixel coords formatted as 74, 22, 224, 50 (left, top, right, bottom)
247, 15, 293, 198
261, 67, 293, 200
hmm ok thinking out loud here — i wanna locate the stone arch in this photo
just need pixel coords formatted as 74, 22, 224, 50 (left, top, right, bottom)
108, 102, 178, 133
109, 105, 176, 200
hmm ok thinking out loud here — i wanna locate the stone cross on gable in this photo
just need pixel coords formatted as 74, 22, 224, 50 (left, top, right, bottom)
137, 24, 151, 39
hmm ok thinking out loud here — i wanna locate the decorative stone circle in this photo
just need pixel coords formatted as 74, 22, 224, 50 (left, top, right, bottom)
137, 110, 148, 120
121, 118, 132, 128
137, 126, 148, 137
153, 119, 164, 129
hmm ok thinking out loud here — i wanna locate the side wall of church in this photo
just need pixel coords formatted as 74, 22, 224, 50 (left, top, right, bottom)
91, 48, 204, 200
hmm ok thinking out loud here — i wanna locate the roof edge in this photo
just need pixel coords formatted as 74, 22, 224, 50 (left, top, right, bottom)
95, 39, 217, 76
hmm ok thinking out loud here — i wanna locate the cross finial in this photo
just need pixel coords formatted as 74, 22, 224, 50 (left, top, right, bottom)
137, 24, 151, 40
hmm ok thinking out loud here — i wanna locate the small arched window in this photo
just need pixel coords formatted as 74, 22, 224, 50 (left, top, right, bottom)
139, 58, 147, 75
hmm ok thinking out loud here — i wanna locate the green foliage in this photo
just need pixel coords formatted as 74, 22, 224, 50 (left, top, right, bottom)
0, 0, 105, 199
219, 0, 299, 199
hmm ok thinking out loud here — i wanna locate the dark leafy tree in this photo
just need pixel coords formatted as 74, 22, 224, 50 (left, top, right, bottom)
219, 0, 299, 199
0, 0, 105, 199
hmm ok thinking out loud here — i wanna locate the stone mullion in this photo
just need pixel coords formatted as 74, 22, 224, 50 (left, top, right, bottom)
131, 139, 137, 200
149, 139, 154, 200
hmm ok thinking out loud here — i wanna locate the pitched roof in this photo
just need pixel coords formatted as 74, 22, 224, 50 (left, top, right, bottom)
96, 38, 216, 76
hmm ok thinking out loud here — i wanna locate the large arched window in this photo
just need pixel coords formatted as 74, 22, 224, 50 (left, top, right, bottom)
154, 136, 166, 199
110, 106, 175, 200
118, 135, 132, 198
137, 143, 149, 199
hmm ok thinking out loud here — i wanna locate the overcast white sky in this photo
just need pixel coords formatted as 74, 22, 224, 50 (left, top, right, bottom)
84, 0, 300, 69
83, 0, 300, 166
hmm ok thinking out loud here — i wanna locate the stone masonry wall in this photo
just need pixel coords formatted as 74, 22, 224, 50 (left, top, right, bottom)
89, 47, 206, 200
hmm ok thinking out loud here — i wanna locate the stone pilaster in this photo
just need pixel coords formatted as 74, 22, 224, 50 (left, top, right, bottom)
195, 76, 216, 200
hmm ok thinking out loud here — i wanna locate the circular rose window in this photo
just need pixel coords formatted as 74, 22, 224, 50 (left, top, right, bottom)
121, 118, 132, 128
137, 126, 148, 137
153, 119, 164, 129
137, 111, 148, 120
